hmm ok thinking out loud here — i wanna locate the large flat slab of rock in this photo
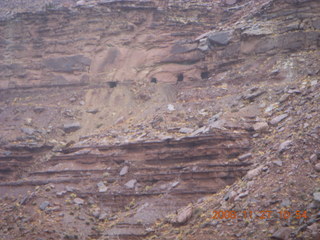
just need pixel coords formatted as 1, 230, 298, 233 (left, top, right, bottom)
208, 31, 232, 46
270, 114, 288, 125
63, 122, 81, 133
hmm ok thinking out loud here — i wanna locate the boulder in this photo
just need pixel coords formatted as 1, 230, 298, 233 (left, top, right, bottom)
198, 38, 209, 51
63, 122, 81, 133
74, 198, 84, 205
245, 165, 264, 180
33, 107, 45, 113
271, 227, 292, 240
236, 191, 249, 199
176, 205, 193, 224
97, 182, 108, 193
238, 153, 252, 161
179, 128, 194, 134
171, 181, 180, 188
281, 199, 291, 208
190, 126, 210, 136
208, 112, 222, 124
167, 104, 175, 111
314, 163, 320, 172
21, 127, 35, 135
310, 153, 318, 163
270, 114, 288, 125
170, 204, 193, 225
223, 190, 237, 201
119, 166, 129, 176
125, 179, 137, 189
208, 31, 232, 46
86, 109, 99, 114
92, 208, 100, 218
243, 90, 266, 101
253, 122, 269, 132
39, 201, 50, 211
273, 160, 283, 167
313, 192, 320, 202
278, 140, 292, 153
99, 212, 108, 221
209, 119, 226, 130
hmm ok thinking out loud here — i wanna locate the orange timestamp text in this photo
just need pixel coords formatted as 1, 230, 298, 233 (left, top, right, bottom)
212, 210, 308, 220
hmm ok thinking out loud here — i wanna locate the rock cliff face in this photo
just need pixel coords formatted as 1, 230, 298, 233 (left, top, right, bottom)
0, 132, 251, 239
0, 0, 320, 240
1, 0, 319, 141
0, 0, 281, 90
1, 0, 319, 90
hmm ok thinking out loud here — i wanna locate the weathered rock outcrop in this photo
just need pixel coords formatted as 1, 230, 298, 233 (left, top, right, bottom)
1, 0, 293, 90
0, 0, 320, 239
1, 0, 319, 90
0, 132, 251, 239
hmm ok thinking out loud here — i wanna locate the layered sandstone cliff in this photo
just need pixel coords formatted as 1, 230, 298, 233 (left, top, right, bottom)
0, 0, 320, 240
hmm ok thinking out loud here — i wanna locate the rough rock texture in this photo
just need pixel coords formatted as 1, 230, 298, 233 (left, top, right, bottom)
0, 0, 320, 240
0, 133, 251, 239
3, 0, 312, 90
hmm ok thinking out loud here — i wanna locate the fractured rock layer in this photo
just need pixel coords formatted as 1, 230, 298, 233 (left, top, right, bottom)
0, 132, 251, 239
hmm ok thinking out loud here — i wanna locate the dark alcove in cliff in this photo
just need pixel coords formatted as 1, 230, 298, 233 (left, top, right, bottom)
108, 81, 118, 88
177, 73, 184, 82
201, 71, 209, 80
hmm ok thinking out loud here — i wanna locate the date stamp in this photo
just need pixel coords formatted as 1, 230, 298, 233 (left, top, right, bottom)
212, 210, 308, 220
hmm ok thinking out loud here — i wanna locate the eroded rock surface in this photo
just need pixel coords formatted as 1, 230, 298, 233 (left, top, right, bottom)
0, 0, 320, 240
